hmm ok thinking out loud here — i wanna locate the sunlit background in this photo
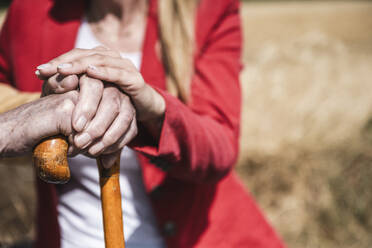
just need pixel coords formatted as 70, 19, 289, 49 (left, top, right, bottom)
1, 0, 372, 247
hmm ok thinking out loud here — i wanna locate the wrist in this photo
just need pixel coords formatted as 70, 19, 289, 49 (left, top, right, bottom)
134, 85, 165, 139
0, 108, 29, 157
135, 84, 165, 122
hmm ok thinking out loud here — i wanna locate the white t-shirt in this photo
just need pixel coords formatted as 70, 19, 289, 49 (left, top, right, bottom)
56, 18, 165, 248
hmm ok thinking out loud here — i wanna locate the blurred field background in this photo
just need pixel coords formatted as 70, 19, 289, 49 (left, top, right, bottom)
1, 0, 372, 247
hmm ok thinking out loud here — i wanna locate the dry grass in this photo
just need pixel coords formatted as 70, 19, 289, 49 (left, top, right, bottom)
0, 9, 36, 248
1, 1, 372, 247
0, 157, 35, 245
237, 1, 372, 247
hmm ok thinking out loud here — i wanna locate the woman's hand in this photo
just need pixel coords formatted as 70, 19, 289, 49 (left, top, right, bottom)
36, 47, 166, 124
0, 91, 78, 157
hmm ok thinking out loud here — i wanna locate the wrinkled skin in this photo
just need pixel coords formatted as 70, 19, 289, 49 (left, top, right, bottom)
0, 91, 78, 157
36, 46, 166, 167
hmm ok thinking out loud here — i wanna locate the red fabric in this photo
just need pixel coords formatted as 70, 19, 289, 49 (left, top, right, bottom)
0, 0, 286, 247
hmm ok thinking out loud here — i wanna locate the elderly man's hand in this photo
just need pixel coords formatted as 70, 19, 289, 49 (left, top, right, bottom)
39, 70, 138, 168
0, 91, 78, 157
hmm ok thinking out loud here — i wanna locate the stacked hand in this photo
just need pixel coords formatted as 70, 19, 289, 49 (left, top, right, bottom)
34, 46, 165, 166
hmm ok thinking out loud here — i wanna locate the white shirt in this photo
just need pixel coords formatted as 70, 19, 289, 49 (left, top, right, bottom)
57, 18, 165, 248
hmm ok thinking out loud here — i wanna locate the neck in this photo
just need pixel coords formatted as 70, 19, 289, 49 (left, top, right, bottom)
89, 0, 147, 25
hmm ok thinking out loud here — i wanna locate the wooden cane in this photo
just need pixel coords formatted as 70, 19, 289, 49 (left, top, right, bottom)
33, 137, 126, 248
97, 155, 125, 248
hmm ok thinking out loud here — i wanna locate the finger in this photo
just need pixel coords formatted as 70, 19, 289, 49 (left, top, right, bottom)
37, 48, 93, 76
36, 47, 120, 77
57, 54, 133, 76
35, 70, 48, 80
67, 133, 80, 157
87, 96, 135, 155
86, 64, 145, 95
74, 86, 121, 149
99, 151, 121, 169
55, 90, 79, 137
42, 74, 79, 96
72, 75, 104, 133
101, 116, 138, 155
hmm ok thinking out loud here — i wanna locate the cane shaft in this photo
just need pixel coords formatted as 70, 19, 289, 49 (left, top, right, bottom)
97, 156, 125, 248
34, 137, 125, 247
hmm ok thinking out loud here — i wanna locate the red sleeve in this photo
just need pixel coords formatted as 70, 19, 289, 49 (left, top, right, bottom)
132, 0, 242, 183
0, 4, 13, 86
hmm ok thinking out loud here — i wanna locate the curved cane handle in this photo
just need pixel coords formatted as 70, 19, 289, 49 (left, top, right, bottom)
32, 136, 70, 184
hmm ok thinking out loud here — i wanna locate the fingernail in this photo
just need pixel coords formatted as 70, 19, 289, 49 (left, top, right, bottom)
88, 65, 98, 71
35, 70, 41, 76
75, 116, 87, 131
58, 63, 72, 69
89, 142, 105, 155
37, 63, 51, 70
74, 133, 91, 148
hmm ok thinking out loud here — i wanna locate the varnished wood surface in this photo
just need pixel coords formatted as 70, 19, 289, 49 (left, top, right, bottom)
32, 136, 70, 184
97, 155, 125, 248
33, 137, 125, 247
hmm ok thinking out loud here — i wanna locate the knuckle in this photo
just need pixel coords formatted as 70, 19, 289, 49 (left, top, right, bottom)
132, 124, 138, 137
104, 89, 121, 108
113, 99, 121, 113
61, 75, 79, 89
95, 125, 106, 135
121, 91, 133, 105
94, 46, 108, 51
111, 101, 121, 116
121, 98, 135, 114
115, 70, 125, 82
92, 53, 105, 62
103, 133, 117, 146
66, 90, 79, 103
103, 86, 118, 95
91, 125, 106, 138
91, 80, 104, 91
46, 76, 58, 89
57, 98, 74, 116
81, 76, 103, 91
121, 112, 133, 125
72, 59, 84, 68
81, 104, 96, 115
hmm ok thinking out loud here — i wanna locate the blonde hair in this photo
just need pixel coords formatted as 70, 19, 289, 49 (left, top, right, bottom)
158, 0, 197, 103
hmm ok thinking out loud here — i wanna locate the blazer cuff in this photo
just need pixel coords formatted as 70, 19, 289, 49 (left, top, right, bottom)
129, 87, 180, 164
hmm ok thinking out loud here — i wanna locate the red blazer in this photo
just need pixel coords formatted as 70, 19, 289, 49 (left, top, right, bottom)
0, 0, 285, 247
